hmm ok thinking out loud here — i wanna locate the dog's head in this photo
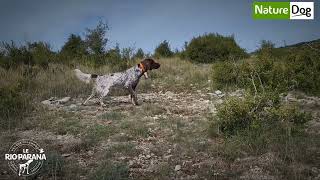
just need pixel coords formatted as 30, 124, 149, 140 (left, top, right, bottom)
138, 58, 160, 78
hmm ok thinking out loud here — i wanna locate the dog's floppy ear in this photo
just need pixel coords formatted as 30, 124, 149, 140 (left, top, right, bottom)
137, 63, 149, 79
141, 59, 151, 71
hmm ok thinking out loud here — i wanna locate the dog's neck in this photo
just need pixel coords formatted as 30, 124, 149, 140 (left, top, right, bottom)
138, 63, 146, 73
133, 64, 148, 79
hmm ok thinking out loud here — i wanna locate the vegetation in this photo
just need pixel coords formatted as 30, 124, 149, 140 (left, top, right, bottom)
60, 34, 87, 60
0, 84, 32, 130
154, 40, 174, 58
134, 48, 145, 59
210, 93, 310, 136
207, 39, 320, 179
85, 20, 109, 55
183, 33, 247, 63
211, 40, 320, 95
0, 19, 319, 179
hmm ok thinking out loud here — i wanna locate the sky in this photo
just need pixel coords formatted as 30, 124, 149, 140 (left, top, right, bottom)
0, 0, 319, 53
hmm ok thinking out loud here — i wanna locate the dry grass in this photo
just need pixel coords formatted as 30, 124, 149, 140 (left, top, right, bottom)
0, 57, 319, 179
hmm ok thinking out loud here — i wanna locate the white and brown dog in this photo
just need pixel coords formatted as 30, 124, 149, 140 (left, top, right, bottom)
75, 58, 160, 107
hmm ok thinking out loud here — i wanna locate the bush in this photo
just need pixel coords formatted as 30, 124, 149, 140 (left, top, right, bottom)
0, 41, 54, 69
210, 93, 313, 167
60, 34, 87, 60
154, 40, 174, 58
210, 94, 310, 137
134, 48, 145, 59
185, 33, 247, 63
211, 47, 320, 95
211, 61, 239, 90
0, 41, 33, 69
213, 96, 255, 136
27, 42, 53, 68
0, 84, 32, 130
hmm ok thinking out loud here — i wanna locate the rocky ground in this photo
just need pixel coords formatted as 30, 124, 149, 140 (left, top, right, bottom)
1, 90, 319, 179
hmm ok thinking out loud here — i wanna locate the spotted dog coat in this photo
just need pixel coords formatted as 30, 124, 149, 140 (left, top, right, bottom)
74, 58, 160, 107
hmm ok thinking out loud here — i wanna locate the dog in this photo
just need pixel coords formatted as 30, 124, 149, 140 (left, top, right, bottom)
18, 159, 33, 176
74, 58, 160, 107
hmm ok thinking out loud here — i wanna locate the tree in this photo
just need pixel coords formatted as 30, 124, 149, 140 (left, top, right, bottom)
121, 47, 135, 61
1, 41, 32, 68
107, 43, 121, 62
134, 48, 145, 59
154, 40, 174, 58
185, 33, 247, 63
61, 34, 86, 58
27, 42, 53, 67
85, 20, 109, 55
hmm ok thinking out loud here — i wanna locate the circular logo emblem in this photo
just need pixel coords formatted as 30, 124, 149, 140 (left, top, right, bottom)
4, 139, 46, 177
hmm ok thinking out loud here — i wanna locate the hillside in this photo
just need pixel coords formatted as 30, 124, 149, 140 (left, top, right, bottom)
279, 38, 320, 49
1, 57, 320, 179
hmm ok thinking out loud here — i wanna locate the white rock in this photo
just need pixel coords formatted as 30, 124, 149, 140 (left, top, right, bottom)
215, 90, 222, 95
57, 97, 71, 104
174, 165, 181, 171
88, 150, 94, 156
165, 91, 175, 98
69, 104, 77, 109
129, 160, 134, 166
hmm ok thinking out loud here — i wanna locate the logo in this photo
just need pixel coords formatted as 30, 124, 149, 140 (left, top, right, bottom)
290, 2, 314, 19
253, 1, 314, 20
4, 139, 46, 177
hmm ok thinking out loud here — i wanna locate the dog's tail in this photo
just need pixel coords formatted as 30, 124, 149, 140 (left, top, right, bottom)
74, 69, 98, 84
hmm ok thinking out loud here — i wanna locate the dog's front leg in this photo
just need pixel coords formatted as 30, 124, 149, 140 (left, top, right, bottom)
128, 87, 139, 106
83, 90, 96, 105
98, 89, 109, 107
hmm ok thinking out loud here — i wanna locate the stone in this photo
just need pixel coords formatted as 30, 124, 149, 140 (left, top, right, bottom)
215, 90, 222, 95
69, 104, 77, 110
57, 97, 71, 104
175, 165, 181, 171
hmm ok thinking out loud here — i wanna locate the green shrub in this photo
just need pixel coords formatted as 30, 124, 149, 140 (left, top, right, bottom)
134, 48, 145, 59
185, 33, 247, 63
210, 93, 312, 164
211, 47, 320, 95
60, 34, 87, 59
211, 93, 309, 137
269, 104, 311, 126
0, 41, 33, 69
211, 61, 239, 89
0, 84, 32, 130
154, 40, 174, 58
213, 96, 255, 136
0, 41, 54, 69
